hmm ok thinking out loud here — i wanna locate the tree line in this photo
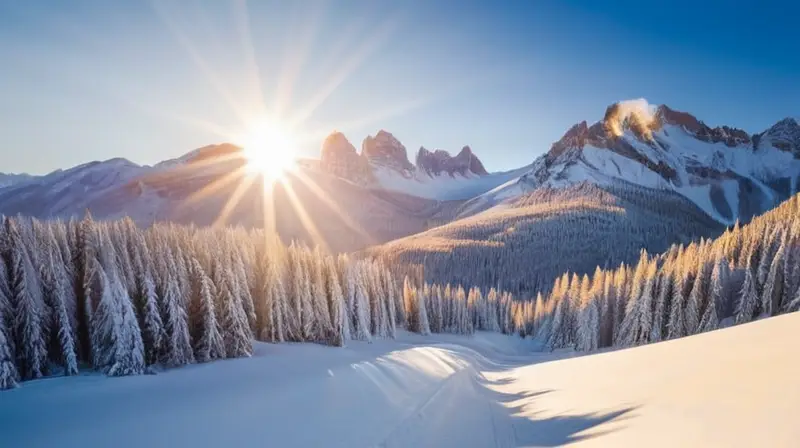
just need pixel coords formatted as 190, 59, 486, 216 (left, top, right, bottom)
519, 193, 800, 351
0, 214, 406, 390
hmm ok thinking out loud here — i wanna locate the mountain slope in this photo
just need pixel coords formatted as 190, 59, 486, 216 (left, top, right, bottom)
368, 181, 723, 295
477, 101, 800, 224
0, 148, 465, 252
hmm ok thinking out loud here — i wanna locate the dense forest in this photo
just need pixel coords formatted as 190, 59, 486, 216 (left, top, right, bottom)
0, 214, 413, 389
2, 190, 799, 391
514, 193, 800, 350
371, 182, 723, 296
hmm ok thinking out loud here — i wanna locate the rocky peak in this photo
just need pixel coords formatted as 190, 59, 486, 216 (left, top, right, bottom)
320, 131, 374, 184
361, 130, 414, 174
655, 105, 751, 147
756, 117, 800, 156
416, 145, 488, 177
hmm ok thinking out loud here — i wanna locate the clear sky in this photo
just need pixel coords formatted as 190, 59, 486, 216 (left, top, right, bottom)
1, 0, 798, 174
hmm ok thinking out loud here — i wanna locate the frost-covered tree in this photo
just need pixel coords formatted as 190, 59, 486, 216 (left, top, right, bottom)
89, 232, 145, 376
350, 264, 372, 342
0, 321, 18, 390
38, 234, 78, 376
760, 241, 786, 317
189, 259, 225, 362
214, 262, 252, 359
324, 256, 347, 346
735, 267, 759, 323
4, 219, 48, 380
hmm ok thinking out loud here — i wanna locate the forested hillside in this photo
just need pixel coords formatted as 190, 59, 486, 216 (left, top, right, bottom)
0, 213, 521, 390
515, 193, 800, 350
400, 193, 800, 354
370, 181, 723, 295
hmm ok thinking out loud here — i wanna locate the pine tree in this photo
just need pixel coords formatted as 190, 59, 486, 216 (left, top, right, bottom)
132, 239, 164, 366
4, 219, 48, 380
699, 258, 728, 333
324, 256, 347, 346
351, 264, 371, 342
39, 237, 79, 376
760, 242, 786, 317
0, 322, 18, 389
381, 268, 397, 338
189, 259, 225, 362
214, 263, 252, 358
667, 269, 687, 339
735, 267, 759, 323
89, 233, 145, 376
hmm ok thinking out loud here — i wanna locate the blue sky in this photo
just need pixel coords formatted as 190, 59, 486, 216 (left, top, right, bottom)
1, 0, 798, 174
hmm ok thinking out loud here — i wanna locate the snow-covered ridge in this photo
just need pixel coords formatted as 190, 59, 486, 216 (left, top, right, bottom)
319, 130, 501, 200
484, 100, 800, 225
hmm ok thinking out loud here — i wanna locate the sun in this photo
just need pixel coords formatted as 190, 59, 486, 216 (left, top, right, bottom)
238, 118, 297, 179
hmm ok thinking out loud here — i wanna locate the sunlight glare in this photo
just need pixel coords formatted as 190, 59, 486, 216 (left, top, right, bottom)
239, 118, 297, 180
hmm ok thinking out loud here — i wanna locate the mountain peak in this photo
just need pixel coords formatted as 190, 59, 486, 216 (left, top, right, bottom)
320, 131, 374, 184
362, 130, 414, 174
757, 116, 800, 155
415, 145, 488, 176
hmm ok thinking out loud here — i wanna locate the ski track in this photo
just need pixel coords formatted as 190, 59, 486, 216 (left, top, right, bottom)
0, 332, 547, 448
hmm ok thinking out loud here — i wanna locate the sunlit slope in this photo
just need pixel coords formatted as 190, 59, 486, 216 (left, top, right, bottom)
369, 181, 723, 295
0, 153, 463, 253
486, 312, 800, 447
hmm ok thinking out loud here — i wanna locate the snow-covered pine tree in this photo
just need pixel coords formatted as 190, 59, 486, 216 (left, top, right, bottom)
0, 311, 18, 389
735, 266, 759, 323
38, 232, 79, 376
698, 257, 727, 333
351, 264, 371, 342
575, 274, 599, 351
649, 260, 673, 343
288, 245, 314, 341
72, 212, 97, 364
364, 262, 387, 338
189, 259, 225, 362
230, 244, 257, 334
308, 248, 333, 343
213, 261, 252, 358
324, 256, 347, 346
616, 259, 657, 347
89, 231, 145, 376
760, 240, 786, 317
381, 268, 397, 338
129, 235, 164, 366
4, 218, 48, 380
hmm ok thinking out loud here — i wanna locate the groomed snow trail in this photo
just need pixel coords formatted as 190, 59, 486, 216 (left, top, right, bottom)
2, 316, 799, 447
0, 332, 546, 448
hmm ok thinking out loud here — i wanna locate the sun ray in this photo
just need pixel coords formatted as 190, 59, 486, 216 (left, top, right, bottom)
151, 0, 250, 124
179, 166, 248, 212
271, 1, 328, 118
280, 178, 329, 251
291, 169, 374, 245
287, 18, 400, 128
260, 177, 279, 235
213, 171, 258, 228
232, 0, 269, 120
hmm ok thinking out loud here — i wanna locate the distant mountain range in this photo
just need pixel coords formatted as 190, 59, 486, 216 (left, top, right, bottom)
0, 100, 796, 257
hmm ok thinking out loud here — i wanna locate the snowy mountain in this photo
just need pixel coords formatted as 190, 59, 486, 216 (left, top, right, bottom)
0, 172, 35, 188
469, 101, 800, 224
320, 130, 522, 201
0, 100, 795, 254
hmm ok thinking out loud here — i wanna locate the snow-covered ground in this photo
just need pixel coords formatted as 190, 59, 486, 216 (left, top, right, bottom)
2, 315, 799, 447
373, 165, 531, 201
